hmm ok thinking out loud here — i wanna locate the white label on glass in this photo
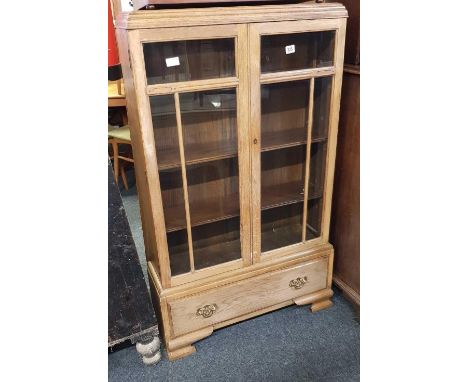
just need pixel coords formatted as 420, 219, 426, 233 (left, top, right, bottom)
285, 45, 295, 55
165, 56, 180, 67
211, 95, 221, 108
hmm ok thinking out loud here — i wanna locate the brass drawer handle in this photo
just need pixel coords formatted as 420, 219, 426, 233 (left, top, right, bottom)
196, 304, 218, 318
289, 276, 308, 289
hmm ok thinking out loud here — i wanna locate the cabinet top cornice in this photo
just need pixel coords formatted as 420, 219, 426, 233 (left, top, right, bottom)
116, 2, 347, 30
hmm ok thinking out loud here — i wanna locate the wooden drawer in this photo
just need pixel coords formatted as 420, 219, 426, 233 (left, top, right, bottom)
168, 257, 328, 337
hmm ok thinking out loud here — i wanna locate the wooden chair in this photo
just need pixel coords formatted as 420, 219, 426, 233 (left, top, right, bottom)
108, 125, 134, 191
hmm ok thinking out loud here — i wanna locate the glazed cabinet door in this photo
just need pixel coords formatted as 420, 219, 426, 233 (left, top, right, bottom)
249, 19, 346, 261
130, 25, 250, 287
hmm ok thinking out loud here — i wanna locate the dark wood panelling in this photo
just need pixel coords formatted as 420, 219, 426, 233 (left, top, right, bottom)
330, 67, 360, 305
329, 0, 359, 65
108, 161, 159, 346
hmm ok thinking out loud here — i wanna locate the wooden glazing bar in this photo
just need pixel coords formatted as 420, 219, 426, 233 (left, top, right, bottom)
174, 92, 195, 273
302, 78, 315, 242
260, 67, 335, 85
147, 77, 239, 96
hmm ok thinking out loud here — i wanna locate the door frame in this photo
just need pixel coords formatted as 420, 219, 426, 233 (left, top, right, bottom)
127, 24, 252, 288
249, 18, 347, 263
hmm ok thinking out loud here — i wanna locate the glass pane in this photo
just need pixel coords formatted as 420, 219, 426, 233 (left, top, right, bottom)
261, 204, 303, 253
150, 95, 190, 276
306, 198, 323, 241
143, 38, 235, 85
260, 75, 333, 252
261, 147, 306, 209
180, 89, 237, 165
313, 76, 333, 140
261, 31, 335, 73
186, 158, 239, 228
151, 88, 241, 275
167, 230, 190, 276
261, 80, 310, 151
192, 218, 241, 270
303, 77, 333, 240
159, 168, 190, 276
186, 157, 241, 269
150, 94, 181, 169
261, 147, 305, 253
309, 142, 327, 197
304, 143, 326, 240
260, 79, 310, 254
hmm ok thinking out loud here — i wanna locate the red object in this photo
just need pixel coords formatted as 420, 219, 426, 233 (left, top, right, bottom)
108, 0, 120, 68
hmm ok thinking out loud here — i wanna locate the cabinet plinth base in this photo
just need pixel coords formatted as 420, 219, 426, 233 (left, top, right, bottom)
311, 299, 333, 313
167, 345, 196, 361
166, 326, 213, 361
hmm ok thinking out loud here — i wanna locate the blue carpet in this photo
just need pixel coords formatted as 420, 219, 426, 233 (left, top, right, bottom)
108, 289, 359, 381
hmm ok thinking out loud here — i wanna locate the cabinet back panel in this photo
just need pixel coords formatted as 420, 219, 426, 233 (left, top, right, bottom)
180, 89, 237, 150
187, 158, 239, 203
261, 80, 309, 142
182, 111, 236, 146
261, 146, 306, 189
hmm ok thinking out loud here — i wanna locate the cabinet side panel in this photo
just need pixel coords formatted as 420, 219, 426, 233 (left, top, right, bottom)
116, 29, 160, 278
148, 265, 173, 347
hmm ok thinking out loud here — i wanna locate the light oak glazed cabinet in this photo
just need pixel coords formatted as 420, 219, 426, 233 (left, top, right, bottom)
116, 2, 347, 361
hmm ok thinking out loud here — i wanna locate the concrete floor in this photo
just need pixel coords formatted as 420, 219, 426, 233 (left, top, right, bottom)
111, 170, 360, 381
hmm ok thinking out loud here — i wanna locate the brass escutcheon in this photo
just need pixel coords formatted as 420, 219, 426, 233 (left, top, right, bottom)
289, 276, 308, 289
196, 304, 218, 318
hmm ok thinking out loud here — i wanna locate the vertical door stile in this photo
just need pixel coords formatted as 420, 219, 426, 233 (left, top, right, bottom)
174, 92, 195, 273
237, 24, 252, 267
302, 77, 315, 242
249, 24, 262, 263
128, 30, 172, 288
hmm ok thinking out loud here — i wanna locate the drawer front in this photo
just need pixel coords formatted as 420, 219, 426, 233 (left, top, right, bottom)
169, 257, 328, 337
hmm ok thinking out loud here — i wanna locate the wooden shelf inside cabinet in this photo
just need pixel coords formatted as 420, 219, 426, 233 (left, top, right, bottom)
153, 108, 235, 117
164, 182, 322, 233
262, 181, 322, 211
164, 193, 240, 233
261, 127, 327, 152
157, 141, 238, 170
157, 132, 327, 171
